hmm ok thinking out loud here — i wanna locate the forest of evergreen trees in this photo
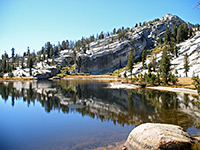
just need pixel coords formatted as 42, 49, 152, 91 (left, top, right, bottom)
0, 17, 200, 80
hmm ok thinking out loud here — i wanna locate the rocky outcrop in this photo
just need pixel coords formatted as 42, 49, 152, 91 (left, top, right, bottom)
124, 123, 197, 150
75, 38, 146, 74
33, 66, 59, 79
12, 63, 59, 79
55, 49, 75, 66
75, 14, 192, 74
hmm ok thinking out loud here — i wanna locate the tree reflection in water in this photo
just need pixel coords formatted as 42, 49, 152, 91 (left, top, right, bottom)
0, 80, 200, 131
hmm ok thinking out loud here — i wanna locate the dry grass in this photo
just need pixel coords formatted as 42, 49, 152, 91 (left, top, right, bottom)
63, 75, 118, 79
177, 77, 195, 89
0, 76, 34, 81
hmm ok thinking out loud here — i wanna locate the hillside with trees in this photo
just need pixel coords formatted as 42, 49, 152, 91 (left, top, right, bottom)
0, 14, 200, 82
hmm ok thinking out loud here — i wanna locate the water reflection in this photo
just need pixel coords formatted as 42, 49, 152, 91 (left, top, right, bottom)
0, 80, 200, 131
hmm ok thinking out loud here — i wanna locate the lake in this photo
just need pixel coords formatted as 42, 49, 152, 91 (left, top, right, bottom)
0, 80, 200, 150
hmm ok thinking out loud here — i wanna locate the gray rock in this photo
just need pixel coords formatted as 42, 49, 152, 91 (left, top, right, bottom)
75, 37, 146, 74
74, 14, 193, 75
33, 66, 59, 79
124, 123, 196, 150
55, 49, 75, 66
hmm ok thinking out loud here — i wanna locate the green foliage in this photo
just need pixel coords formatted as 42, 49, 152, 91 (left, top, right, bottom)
124, 72, 127, 78
21, 57, 24, 69
164, 28, 171, 43
127, 51, 134, 80
174, 45, 179, 57
8, 72, 13, 78
169, 72, 178, 85
192, 76, 200, 95
142, 50, 147, 68
148, 63, 152, 73
0, 73, 3, 78
70, 73, 90, 76
176, 23, 189, 43
11, 47, 15, 58
155, 72, 161, 85
172, 24, 177, 42
2, 55, 7, 73
52, 56, 55, 65
118, 30, 127, 41
57, 73, 66, 78
160, 47, 171, 84
192, 142, 200, 150
152, 55, 156, 72
184, 53, 190, 77
113, 68, 123, 77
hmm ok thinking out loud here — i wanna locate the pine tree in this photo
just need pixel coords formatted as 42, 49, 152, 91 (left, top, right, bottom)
113, 28, 116, 35
27, 47, 30, 56
11, 47, 15, 58
188, 28, 193, 38
164, 28, 171, 43
152, 55, 156, 72
66, 40, 69, 49
52, 56, 55, 65
184, 53, 190, 77
50, 47, 54, 58
172, 24, 177, 42
183, 23, 188, 40
127, 51, 134, 80
176, 24, 184, 43
37, 54, 41, 63
21, 57, 24, 69
61, 41, 66, 50
29, 57, 33, 76
46, 42, 52, 58
160, 47, 171, 84
2, 55, 7, 73
174, 45, 178, 57
142, 50, 147, 68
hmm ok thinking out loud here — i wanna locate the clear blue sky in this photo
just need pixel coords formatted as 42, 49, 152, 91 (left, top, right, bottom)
0, 0, 199, 57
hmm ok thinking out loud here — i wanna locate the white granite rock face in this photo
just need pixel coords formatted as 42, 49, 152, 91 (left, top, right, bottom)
75, 14, 194, 74
12, 63, 59, 79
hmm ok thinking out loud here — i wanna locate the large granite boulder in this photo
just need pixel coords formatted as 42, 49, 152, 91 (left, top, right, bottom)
124, 123, 197, 150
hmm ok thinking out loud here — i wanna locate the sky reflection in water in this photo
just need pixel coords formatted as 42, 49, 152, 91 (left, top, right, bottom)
0, 80, 200, 149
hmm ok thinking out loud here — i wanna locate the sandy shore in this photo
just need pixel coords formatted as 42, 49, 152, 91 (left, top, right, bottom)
107, 82, 198, 95
147, 86, 198, 95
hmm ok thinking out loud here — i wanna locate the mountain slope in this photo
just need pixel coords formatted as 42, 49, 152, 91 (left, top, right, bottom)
73, 13, 193, 74
122, 31, 200, 77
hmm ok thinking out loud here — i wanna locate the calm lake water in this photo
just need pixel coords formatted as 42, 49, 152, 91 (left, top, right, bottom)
0, 80, 200, 150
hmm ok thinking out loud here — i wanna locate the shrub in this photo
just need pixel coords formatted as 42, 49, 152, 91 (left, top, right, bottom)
123, 72, 127, 78
8, 73, 13, 78
169, 73, 178, 85
56, 73, 66, 78
192, 76, 200, 95
0, 73, 3, 78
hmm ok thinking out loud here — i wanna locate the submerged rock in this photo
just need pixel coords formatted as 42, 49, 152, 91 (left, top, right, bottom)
124, 123, 197, 150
